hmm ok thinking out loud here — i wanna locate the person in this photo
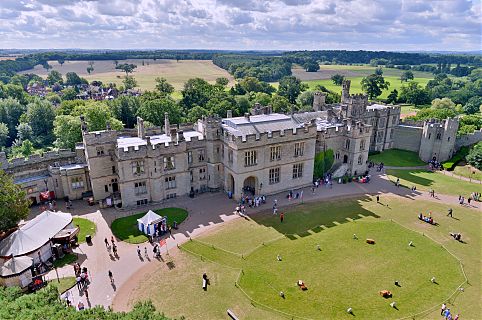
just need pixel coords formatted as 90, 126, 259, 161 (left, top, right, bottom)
376, 195, 380, 203
396, 178, 400, 187
137, 246, 141, 256
418, 213, 423, 220
112, 243, 117, 256
454, 314, 459, 320
104, 238, 109, 247
444, 308, 451, 319
111, 236, 115, 245
84, 288, 89, 300
108, 270, 114, 283
144, 247, 148, 258
280, 212, 284, 223
77, 301, 85, 311
441, 303, 446, 315
447, 208, 453, 217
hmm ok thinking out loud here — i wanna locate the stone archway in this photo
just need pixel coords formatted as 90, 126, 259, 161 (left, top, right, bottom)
243, 176, 258, 196
343, 155, 348, 164
227, 173, 235, 193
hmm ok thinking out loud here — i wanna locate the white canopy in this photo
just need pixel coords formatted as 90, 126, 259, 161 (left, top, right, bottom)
0, 256, 33, 277
137, 210, 163, 235
0, 211, 73, 258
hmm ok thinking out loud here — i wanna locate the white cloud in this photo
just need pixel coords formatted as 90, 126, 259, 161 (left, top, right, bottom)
0, 0, 479, 51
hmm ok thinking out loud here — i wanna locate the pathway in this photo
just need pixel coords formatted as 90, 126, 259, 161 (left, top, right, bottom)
42, 170, 480, 310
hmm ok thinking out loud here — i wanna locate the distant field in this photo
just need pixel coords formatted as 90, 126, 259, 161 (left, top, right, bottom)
302, 76, 432, 100
19, 59, 235, 91
292, 64, 434, 81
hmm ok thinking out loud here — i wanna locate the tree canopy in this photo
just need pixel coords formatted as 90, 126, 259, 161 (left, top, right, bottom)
361, 74, 390, 99
0, 170, 30, 232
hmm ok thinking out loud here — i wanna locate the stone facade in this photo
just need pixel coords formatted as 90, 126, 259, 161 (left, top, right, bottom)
1, 79, 469, 208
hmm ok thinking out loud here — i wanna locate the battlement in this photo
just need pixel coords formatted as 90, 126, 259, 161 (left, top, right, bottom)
116, 135, 205, 159
423, 117, 459, 132
226, 124, 315, 144
3, 149, 76, 169
83, 130, 118, 145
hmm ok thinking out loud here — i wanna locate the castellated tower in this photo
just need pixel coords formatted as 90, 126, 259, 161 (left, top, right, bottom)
419, 118, 459, 162
341, 79, 351, 103
341, 79, 368, 120
313, 92, 327, 111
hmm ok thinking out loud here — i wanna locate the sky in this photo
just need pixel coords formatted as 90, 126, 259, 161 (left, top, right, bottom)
0, 0, 480, 51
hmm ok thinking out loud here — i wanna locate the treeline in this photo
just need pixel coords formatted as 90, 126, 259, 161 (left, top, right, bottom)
284, 50, 481, 66
212, 55, 292, 82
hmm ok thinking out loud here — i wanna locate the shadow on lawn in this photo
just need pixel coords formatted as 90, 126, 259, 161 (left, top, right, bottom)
389, 169, 435, 187
250, 195, 380, 239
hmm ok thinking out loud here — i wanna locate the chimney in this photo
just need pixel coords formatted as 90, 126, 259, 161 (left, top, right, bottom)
137, 116, 145, 139
178, 130, 185, 142
170, 128, 177, 143
226, 110, 233, 118
80, 116, 88, 133
164, 112, 170, 136
244, 113, 250, 121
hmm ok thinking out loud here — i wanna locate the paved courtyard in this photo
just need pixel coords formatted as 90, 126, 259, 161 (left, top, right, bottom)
36, 170, 480, 309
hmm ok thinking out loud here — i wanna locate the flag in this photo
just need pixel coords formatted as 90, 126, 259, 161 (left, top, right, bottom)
159, 239, 167, 247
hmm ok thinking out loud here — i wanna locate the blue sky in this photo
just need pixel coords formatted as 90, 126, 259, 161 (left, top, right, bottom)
0, 0, 480, 51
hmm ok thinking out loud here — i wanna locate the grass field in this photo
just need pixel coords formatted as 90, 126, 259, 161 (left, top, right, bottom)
53, 253, 77, 268
72, 217, 96, 244
303, 76, 431, 100
386, 169, 482, 196
111, 207, 188, 244
124, 196, 480, 319
368, 149, 426, 167
50, 277, 76, 294
453, 164, 482, 181
292, 64, 434, 81
20, 59, 234, 91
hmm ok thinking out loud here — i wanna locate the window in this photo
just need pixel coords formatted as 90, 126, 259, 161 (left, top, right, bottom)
294, 142, 304, 157
112, 166, 116, 174
436, 133, 441, 140
163, 156, 175, 170
377, 131, 384, 143
269, 167, 280, 184
134, 181, 147, 195
358, 155, 363, 165
244, 150, 257, 167
392, 117, 397, 125
448, 137, 451, 142
96, 147, 104, 156
270, 146, 281, 161
292, 163, 304, 179
228, 150, 233, 163
390, 129, 394, 139
379, 118, 385, 127
165, 176, 176, 189
198, 149, 205, 162
199, 168, 206, 180
360, 140, 366, 151
137, 199, 148, 206
188, 151, 193, 164
104, 185, 108, 192
166, 193, 176, 199
345, 139, 350, 150
132, 161, 144, 175
335, 152, 340, 160
190, 170, 193, 182
71, 177, 84, 189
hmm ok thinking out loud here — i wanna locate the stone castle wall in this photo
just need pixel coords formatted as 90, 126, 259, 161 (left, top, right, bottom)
455, 129, 482, 149
392, 125, 423, 153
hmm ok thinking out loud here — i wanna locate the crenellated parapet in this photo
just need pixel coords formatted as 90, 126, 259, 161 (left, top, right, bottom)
83, 130, 118, 145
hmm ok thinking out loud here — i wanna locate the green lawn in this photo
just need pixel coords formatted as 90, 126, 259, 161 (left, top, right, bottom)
72, 217, 96, 244
386, 169, 482, 196
111, 207, 188, 244
453, 164, 482, 182
303, 77, 431, 100
49, 277, 76, 294
368, 149, 426, 167
53, 253, 77, 268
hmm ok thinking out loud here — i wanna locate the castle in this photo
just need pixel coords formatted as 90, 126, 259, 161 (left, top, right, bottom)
0, 80, 463, 208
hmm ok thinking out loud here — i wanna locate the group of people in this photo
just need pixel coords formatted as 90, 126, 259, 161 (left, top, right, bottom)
428, 159, 443, 171
239, 194, 266, 208
74, 263, 90, 304
368, 161, 384, 172
441, 303, 459, 320
104, 236, 118, 256
418, 213, 436, 225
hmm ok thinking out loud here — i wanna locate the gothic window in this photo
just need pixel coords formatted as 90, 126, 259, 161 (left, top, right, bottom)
165, 176, 176, 189
228, 150, 233, 163
132, 160, 145, 175
96, 147, 105, 156
199, 167, 206, 180
198, 149, 205, 162
244, 150, 257, 167
335, 152, 340, 160
134, 181, 147, 195
436, 133, 441, 140
163, 156, 175, 170
71, 177, 84, 189
358, 155, 363, 165
390, 129, 394, 139
270, 146, 281, 161
188, 151, 193, 164
345, 139, 350, 150
360, 140, 365, 151
269, 167, 280, 184
292, 163, 303, 179
294, 142, 305, 157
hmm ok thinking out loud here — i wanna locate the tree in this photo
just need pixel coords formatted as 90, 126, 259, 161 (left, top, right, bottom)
278, 76, 308, 103
15, 122, 33, 142
0, 123, 8, 147
57, 58, 65, 66
466, 142, 482, 170
0, 170, 30, 232
330, 74, 345, 86
187, 105, 209, 122
236, 77, 275, 94
432, 97, 456, 110
375, 67, 383, 75
181, 78, 214, 109
296, 91, 314, 107
137, 97, 182, 126
154, 77, 174, 96
123, 76, 138, 90
399, 82, 430, 106
270, 94, 291, 113
400, 70, 414, 82
252, 92, 271, 106
61, 87, 78, 101
463, 96, 482, 115
313, 149, 334, 179
116, 63, 137, 76
0, 98, 27, 146
386, 89, 398, 104
215, 77, 229, 87
53, 115, 82, 149
361, 74, 390, 99
303, 60, 320, 72
46, 70, 63, 85
26, 99, 56, 147
108, 95, 140, 128
65, 72, 83, 86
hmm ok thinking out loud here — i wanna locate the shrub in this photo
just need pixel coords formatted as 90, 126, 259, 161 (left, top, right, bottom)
466, 142, 482, 170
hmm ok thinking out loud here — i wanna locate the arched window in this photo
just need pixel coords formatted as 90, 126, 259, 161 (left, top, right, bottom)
358, 155, 363, 165
436, 133, 441, 140
345, 139, 350, 150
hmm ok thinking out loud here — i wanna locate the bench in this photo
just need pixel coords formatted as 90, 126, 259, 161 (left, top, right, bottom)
227, 309, 239, 320
366, 239, 375, 244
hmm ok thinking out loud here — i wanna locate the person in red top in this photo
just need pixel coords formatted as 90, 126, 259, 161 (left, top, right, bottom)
280, 212, 284, 223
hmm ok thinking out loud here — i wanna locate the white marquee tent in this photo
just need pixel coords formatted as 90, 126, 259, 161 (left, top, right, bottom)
0, 211, 73, 264
0, 256, 33, 288
137, 210, 164, 236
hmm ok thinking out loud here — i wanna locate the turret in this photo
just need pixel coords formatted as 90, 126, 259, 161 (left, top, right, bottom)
313, 92, 326, 111
164, 112, 170, 136
341, 79, 351, 103
137, 116, 145, 139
